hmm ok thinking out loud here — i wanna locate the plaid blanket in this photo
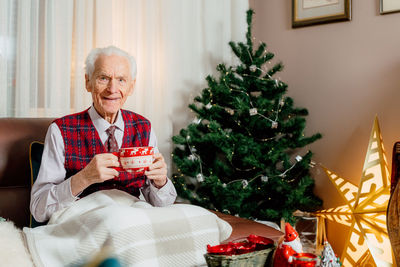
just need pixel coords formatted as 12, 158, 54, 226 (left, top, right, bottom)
23, 190, 232, 267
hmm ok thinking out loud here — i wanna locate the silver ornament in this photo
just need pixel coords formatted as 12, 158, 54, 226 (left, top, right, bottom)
249, 108, 258, 116
295, 155, 303, 162
192, 117, 201, 124
188, 154, 197, 161
250, 91, 262, 97
271, 121, 278, 128
242, 180, 249, 188
225, 107, 234, 115
309, 161, 316, 168
233, 73, 244, 81
202, 119, 210, 125
261, 176, 269, 182
196, 173, 204, 182
176, 144, 185, 150
249, 65, 257, 72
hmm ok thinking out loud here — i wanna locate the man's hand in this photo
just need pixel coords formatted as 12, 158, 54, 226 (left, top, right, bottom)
71, 153, 120, 196
145, 153, 168, 189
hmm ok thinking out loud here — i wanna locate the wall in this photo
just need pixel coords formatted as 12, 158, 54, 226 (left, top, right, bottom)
250, 0, 400, 210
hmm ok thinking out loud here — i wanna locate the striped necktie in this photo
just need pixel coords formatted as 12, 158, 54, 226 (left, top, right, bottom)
105, 125, 119, 152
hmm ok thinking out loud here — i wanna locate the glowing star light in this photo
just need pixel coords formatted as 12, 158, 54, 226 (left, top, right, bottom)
316, 116, 393, 267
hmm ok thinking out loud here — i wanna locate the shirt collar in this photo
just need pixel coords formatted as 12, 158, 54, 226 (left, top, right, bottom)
88, 105, 124, 134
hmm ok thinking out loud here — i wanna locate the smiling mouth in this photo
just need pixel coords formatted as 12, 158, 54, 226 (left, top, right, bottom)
103, 96, 120, 101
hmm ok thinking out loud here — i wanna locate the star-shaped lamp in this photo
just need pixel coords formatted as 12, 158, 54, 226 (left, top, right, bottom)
315, 116, 393, 267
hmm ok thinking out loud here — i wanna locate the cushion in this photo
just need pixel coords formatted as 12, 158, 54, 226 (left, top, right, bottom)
29, 141, 47, 227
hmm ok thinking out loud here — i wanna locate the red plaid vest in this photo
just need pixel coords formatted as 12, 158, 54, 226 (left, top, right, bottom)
54, 108, 151, 197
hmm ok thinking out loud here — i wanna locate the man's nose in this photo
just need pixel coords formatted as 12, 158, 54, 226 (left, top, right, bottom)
107, 78, 118, 93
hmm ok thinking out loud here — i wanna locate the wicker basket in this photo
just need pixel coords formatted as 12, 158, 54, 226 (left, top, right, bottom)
204, 247, 274, 267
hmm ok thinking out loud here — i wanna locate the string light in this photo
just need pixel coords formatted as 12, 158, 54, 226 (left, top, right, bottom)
225, 155, 304, 187
221, 79, 281, 128
186, 134, 204, 183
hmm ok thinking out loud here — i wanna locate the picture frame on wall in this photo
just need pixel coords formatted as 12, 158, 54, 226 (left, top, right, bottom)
380, 0, 400, 14
292, 0, 352, 28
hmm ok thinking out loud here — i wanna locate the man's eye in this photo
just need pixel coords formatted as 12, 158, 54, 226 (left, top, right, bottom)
97, 76, 109, 83
119, 78, 125, 83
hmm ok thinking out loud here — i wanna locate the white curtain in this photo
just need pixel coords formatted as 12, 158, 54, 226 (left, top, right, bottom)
0, 0, 248, 172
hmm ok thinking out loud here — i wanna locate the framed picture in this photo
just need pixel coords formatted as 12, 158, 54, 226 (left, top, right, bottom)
292, 0, 352, 28
380, 0, 400, 14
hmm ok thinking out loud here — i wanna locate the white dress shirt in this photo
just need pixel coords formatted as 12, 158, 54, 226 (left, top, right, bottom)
30, 106, 177, 222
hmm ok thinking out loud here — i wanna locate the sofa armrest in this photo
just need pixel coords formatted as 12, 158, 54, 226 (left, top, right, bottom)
212, 211, 283, 243
391, 142, 400, 193
0, 186, 31, 228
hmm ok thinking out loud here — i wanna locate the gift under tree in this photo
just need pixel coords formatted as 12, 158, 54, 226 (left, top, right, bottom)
171, 9, 322, 223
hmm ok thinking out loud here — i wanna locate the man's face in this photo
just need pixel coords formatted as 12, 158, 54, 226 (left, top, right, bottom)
86, 54, 134, 123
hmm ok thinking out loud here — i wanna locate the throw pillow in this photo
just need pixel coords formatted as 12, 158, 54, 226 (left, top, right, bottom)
29, 141, 47, 228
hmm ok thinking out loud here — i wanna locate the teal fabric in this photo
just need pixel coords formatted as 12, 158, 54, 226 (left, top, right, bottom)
29, 141, 47, 228
72, 257, 122, 267
97, 258, 122, 267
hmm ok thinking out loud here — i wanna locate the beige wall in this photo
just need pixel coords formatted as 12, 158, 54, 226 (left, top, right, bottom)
250, 0, 400, 209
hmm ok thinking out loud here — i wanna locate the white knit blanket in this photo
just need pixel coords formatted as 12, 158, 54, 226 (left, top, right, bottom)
23, 190, 232, 267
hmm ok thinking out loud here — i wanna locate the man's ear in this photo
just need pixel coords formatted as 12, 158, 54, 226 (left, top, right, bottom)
85, 74, 92, 92
128, 79, 136, 96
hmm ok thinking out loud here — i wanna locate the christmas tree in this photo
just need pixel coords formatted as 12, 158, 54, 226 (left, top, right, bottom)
171, 9, 322, 223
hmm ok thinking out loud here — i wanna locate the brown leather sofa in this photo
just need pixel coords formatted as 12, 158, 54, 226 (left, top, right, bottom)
0, 117, 283, 243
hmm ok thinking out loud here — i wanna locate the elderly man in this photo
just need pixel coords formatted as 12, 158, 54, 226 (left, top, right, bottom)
30, 46, 177, 222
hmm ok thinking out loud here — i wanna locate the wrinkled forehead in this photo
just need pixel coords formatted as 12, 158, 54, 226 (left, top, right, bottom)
93, 54, 132, 78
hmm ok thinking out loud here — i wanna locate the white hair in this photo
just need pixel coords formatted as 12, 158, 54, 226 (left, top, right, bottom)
85, 45, 137, 79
